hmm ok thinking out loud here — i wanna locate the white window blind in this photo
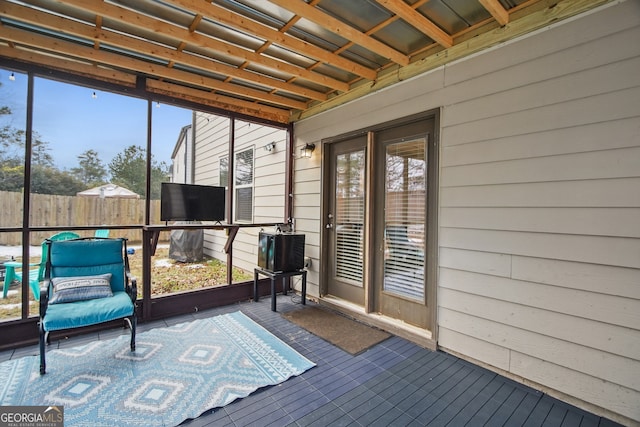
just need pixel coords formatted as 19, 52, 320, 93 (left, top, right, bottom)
334, 150, 365, 285
383, 139, 426, 300
234, 148, 253, 222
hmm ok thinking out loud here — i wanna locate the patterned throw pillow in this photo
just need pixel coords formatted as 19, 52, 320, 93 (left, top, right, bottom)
49, 273, 113, 304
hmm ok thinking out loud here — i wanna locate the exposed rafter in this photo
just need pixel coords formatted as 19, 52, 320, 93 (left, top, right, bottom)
1, 2, 327, 102
294, 0, 613, 120
0, 44, 137, 87
268, 0, 410, 66
0, 0, 612, 124
479, 0, 511, 26
173, 0, 378, 81
0, 24, 309, 110
53, 0, 350, 92
374, 0, 453, 48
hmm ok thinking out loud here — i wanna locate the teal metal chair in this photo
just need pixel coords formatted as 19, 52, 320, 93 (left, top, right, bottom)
2, 232, 80, 300
94, 229, 110, 238
39, 237, 137, 374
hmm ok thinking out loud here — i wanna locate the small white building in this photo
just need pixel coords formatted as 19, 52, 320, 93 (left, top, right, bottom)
76, 184, 140, 199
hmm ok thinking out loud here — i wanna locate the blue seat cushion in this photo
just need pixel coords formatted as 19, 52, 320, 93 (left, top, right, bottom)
42, 291, 134, 332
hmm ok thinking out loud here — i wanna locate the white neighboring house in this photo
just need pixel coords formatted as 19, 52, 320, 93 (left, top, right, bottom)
170, 124, 193, 184
172, 112, 288, 274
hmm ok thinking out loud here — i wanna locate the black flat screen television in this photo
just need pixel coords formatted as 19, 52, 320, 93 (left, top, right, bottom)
161, 183, 226, 222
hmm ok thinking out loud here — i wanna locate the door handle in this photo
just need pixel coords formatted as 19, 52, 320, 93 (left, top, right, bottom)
326, 213, 333, 229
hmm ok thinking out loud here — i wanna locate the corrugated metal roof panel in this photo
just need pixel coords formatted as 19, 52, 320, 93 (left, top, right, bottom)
0, 0, 596, 123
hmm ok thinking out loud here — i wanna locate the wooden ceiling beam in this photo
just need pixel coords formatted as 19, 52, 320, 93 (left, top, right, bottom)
374, 0, 453, 48
479, 0, 510, 26
296, 0, 609, 121
171, 0, 377, 81
53, 0, 349, 92
0, 0, 609, 124
0, 42, 289, 123
0, 2, 327, 102
0, 44, 137, 87
146, 80, 290, 124
268, 0, 410, 66
0, 24, 309, 110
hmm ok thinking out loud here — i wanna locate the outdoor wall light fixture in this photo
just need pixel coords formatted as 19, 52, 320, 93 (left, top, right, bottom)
301, 143, 316, 158
9, 72, 15, 81
92, 91, 97, 99
264, 142, 276, 152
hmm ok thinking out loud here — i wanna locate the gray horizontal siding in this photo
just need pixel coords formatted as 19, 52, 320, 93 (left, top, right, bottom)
436, 1, 640, 422
292, 1, 640, 423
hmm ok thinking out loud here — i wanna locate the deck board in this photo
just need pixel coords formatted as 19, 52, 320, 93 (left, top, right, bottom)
0, 295, 624, 426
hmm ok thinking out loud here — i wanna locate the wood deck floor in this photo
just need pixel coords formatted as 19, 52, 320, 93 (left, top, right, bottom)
1, 295, 623, 427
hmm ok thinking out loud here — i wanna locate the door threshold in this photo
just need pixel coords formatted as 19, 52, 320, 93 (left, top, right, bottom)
319, 295, 436, 351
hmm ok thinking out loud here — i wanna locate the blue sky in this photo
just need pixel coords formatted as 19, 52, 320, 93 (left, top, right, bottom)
2, 70, 193, 173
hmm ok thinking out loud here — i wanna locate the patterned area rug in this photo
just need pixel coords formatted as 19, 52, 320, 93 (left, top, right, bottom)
0, 311, 315, 426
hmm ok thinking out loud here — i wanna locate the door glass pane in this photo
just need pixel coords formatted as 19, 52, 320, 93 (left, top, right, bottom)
335, 150, 365, 285
384, 139, 425, 300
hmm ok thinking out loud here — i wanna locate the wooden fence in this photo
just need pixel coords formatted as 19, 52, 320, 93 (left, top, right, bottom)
0, 191, 167, 246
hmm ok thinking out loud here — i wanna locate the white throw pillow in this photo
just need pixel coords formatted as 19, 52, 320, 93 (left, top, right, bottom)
49, 273, 113, 304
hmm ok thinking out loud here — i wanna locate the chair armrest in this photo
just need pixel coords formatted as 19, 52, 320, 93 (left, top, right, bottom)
126, 272, 137, 303
39, 279, 50, 318
4, 261, 39, 268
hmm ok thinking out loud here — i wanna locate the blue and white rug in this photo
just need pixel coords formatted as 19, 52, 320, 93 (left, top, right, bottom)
0, 311, 315, 426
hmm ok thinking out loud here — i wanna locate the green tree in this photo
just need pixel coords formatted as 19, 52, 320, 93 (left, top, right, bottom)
0, 126, 25, 168
0, 163, 85, 195
30, 165, 86, 195
0, 132, 63, 192
109, 145, 168, 199
72, 149, 107, 186
0, 80, 81, 195
1, 90, 25, 191
0, 164, 23, 192
31, 136, 54, 167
